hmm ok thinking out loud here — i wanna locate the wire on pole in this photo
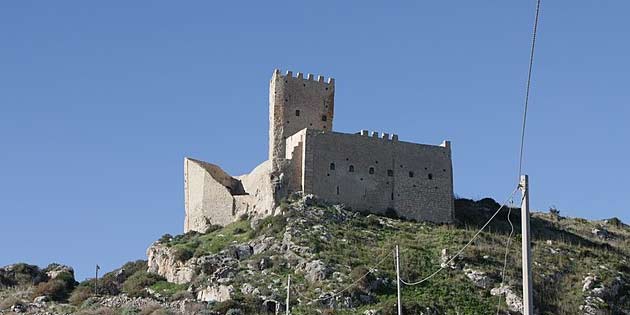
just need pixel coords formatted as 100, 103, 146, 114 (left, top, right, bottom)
517, 0, 542, 180
401, 187, 519, 286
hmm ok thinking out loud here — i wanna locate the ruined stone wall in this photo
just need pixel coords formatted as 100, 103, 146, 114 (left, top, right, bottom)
299, 130, 454, 223
184, 158, 275, 232
236, 160, 274, 218
184, 158, 238, 232
268, 69, 335, 172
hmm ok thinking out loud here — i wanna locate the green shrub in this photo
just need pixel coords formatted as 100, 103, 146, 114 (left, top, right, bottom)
69, 285, 93, 306
204, 225, 222, 234
168, 290, 194, 301
122, 272, 164, 297
120, 307, 140, 315
34, 279, 72, 301
158, 234, 173, 243
149, 281, 187, 299
0, 297, 22, 310
172, 247, 193, 262
74, 307, 116, 315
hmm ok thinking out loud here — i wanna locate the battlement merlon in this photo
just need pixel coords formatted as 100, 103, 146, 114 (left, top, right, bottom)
272, 69, 335, 86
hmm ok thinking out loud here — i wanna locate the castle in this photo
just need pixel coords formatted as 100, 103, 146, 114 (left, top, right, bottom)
184, 69, 454, 232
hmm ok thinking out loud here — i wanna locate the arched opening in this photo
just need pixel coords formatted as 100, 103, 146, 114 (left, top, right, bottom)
369, 167, 375, 174
349, 165, 355, 172
409, 171, 414, 178
330, 163, 335, 170
428, 173, 433, 180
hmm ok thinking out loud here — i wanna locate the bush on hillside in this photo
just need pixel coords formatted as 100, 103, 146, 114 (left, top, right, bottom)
172, 247, 193, 262
122, 271, 164, 297
158, 234, 173, 243
68, 285, 93, 306
34, 279, 71, 301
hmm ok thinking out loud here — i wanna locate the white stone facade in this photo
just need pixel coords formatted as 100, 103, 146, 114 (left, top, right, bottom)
184, 69, 454, 232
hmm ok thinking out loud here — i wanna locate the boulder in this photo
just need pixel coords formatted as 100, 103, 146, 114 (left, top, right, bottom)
10, 303, 27, 313
43, 263, 75, 281
146, 243, 196, 284
196, 284, 234, 302
235, 245, 253, 260
301, 260, 330, 283
463, 266, 492, 289
491, 285, 523, 314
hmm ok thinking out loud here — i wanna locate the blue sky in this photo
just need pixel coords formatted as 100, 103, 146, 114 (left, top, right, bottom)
1, 1, 628, 281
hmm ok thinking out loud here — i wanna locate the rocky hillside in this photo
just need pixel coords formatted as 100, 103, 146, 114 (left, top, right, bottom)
2, 195, 629, 315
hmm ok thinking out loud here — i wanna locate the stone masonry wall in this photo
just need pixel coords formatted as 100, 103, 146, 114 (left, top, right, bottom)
298, 130, 454, 223
268, 69, 335, 172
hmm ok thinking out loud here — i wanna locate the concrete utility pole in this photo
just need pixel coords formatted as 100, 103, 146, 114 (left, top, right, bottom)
395, 245, 402, 315
285, 275, 291, 315
520, 175, 533, 315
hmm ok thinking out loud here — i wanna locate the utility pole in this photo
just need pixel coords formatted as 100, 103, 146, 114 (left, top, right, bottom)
285, 275, 291, 315
520, 175, 533, 315
94, 264, 100, 296
395, 245, 402, 315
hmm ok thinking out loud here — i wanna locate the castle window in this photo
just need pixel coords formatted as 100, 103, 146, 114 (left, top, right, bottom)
387, 169, 394, 176
349, 165, 355, 172
391, 193, 394, 200
321, 115, 327, 121
336, 186, 339, 195
369, 167, 375, 174
330, 163, 335, 170
428, 173, 433, 180
409, 171, 414, 178
295, 110, 300, 116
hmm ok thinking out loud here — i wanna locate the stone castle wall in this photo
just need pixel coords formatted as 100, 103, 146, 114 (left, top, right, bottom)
289, 129, 454, 222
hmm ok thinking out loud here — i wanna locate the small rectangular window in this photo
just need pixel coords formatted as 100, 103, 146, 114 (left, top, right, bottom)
387, 170, 394, 176
295, 110, 300, 116
321, 115, 327, 121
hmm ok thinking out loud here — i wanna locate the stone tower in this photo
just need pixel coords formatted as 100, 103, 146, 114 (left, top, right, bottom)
268, 69, 335, 171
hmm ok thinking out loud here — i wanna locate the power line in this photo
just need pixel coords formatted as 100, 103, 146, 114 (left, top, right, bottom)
517, 0, 543, 180
496, 197, 520, 315
401, 187, 519, 286
293, 247, 393, 303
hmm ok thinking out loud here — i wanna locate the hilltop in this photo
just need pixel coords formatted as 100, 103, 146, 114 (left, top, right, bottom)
1, 195, 629, 315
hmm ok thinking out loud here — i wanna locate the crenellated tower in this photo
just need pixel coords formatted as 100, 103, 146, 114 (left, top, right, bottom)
268, 69, 335, 170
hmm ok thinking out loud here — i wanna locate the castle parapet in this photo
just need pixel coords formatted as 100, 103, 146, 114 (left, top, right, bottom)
274, 69, 335, 86
357, 130, 399, 141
